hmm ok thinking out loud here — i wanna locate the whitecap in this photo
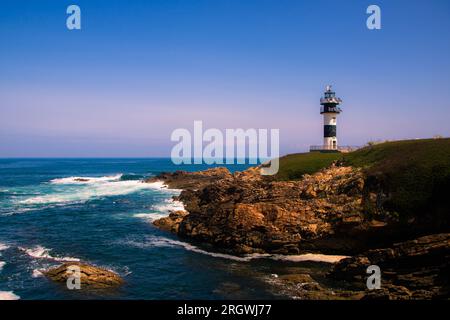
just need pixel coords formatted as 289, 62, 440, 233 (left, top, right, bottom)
0, 243, 10, 251
0, 291, 20, 300
19, 179, 175, 205
50, 174, 123, 185
0, 261, 5, 272
19, 245, 80, 262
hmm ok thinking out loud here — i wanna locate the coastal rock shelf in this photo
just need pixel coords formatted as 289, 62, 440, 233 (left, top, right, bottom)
329, 233, 450, 299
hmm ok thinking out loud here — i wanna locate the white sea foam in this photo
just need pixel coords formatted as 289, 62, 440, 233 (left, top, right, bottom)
133, 213, 168, 222
50, 174, 123, 185
0, 291, 20, 300
270, 253, 349, 264
0, 244, 9, 271
133, 198, 185, 223
126, 236, 263, 262
19, 176, 173, 205
124, 236, 348, 264
148, 181, 168, 189
32, 269, 45, 278
19, 245, 80, 262
148, 180, 183, 193
153, 199, 185, 213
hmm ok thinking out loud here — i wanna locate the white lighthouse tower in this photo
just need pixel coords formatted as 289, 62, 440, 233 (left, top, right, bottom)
319, 85, 342, 150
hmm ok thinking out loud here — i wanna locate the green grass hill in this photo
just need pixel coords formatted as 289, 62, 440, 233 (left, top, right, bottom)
276, 138, 450, 226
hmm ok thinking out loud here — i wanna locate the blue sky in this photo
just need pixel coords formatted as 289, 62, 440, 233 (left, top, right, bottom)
1, 0, 450, 157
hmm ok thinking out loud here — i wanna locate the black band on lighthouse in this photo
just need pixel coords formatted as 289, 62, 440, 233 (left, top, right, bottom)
324, 125, 336, 137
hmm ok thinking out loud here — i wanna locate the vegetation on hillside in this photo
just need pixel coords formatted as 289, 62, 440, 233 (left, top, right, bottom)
275, 152, 342, 180
345, 138, 450, 224
276, 138, 450, 227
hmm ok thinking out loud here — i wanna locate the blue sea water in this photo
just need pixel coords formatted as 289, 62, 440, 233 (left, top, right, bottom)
0, 159, 329, 300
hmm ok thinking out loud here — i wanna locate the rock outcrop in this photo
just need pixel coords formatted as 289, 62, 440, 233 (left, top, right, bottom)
44, 262, 124, 289
152, 165, 376, 254
145, 167, 232, 190
328, 233, 450, 299
153, 210, 189, 233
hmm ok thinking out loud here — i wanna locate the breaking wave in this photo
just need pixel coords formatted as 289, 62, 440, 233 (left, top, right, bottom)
133, 213, 168, 222
18, 175, 174, 205
133, 199, 185, 222
50, 174, 123, 185
153, 199, 185, 213
19, 245, 80, 262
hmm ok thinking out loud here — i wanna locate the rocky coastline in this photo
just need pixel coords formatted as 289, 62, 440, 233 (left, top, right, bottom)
148, 163, 450, 300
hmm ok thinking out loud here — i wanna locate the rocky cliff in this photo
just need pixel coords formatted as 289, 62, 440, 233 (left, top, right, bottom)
152, 165, 396, 255
149, 152, 449, 299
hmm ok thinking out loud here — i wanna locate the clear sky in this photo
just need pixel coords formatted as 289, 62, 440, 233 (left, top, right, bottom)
1, 0, 450, 157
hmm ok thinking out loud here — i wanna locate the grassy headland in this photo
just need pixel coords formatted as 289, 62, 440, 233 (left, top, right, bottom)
274, 152, 342, 180
276, 138, 450, 226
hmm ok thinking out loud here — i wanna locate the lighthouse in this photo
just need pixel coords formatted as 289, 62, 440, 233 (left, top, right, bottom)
319, 85, 342, 150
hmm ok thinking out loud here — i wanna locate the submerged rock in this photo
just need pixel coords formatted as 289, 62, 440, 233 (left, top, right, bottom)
44, 262, 124, 289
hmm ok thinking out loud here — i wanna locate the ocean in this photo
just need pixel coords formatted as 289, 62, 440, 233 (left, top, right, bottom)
0, 158, 335, 300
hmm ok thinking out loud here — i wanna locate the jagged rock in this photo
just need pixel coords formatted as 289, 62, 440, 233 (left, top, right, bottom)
153, 210, 189, 233
145, 167, 231, 190
44, 262, 124, 289
152, 165, 371, 254
269, 273, 365, 300
328, 233, 450, 299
